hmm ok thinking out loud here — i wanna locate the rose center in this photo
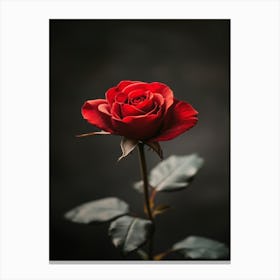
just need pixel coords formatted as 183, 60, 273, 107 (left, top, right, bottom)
131, 96, 146, 104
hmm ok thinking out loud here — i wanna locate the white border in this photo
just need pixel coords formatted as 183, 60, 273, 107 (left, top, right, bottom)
0, 0, 279, 279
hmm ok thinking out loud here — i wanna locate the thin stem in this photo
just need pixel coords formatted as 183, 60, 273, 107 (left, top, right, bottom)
137, 142, 153, 221
138, 142, 155, 260
148, 228, 154, 260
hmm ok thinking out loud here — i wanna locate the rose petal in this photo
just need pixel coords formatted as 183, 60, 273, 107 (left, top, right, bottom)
117, 80, 138, 91
153, 93, 165, 107
148, 82, 174, 111
106, 81, 142, 106
98, 103, 111, 115
81, 99, 115, 133
151, 99, 198, 141
112, 110, 164, 140
130, 91, 154, 112
122, 101, 160, 118
122, 82, 148, 93
121, 104, 146, 116
135, 97, 154, 113
111, 102, 123, 119
115, 92, 128, 103
128, 89, 150, 101
105, 87, 118, 107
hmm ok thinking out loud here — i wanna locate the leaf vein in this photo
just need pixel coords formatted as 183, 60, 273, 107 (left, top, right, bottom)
123, 218, 137, 250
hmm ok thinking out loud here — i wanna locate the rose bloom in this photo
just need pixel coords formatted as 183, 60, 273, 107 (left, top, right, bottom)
82, 81, 198, 141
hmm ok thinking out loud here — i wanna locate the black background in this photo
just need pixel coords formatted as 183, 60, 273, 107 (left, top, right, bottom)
50, 20, 230, 260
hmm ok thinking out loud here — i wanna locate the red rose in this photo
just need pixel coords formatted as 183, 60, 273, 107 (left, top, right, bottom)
81, 81, 198, 141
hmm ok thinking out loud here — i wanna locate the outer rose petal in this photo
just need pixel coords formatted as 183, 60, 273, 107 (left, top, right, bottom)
112, 110, 164, 140
151, 99, 198, 142
81, 99, 115, 133
117, 80, 140, 91
122, 81, 148, 94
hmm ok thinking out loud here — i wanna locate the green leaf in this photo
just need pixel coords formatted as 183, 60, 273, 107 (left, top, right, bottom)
64, 197, 129, 224
136, 249, 148, 260
108, 215, 152, 254
133, 154, 204, 192
118, 137, 139, 161
172, 236, 229, 259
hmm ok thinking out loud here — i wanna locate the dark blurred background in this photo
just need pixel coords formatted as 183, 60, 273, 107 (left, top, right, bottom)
50, 20, 230, 260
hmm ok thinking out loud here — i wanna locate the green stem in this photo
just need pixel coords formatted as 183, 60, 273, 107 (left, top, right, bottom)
138, 142, 155, 260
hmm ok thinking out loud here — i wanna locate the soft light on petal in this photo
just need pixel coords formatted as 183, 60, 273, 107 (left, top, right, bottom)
151, 99, 198, 141
81, 99, 115, 133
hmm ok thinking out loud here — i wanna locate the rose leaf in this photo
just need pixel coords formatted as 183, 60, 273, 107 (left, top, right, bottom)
132, 180, 145, 193
172, 236, 229, 260
108, 215, 152, 255
133, 154, 204, 192
136, 249, 149, 260
76, 130, 111, 137
64, 197, 129, 224
144, 141, 163, 159
118, 137, 139, 161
